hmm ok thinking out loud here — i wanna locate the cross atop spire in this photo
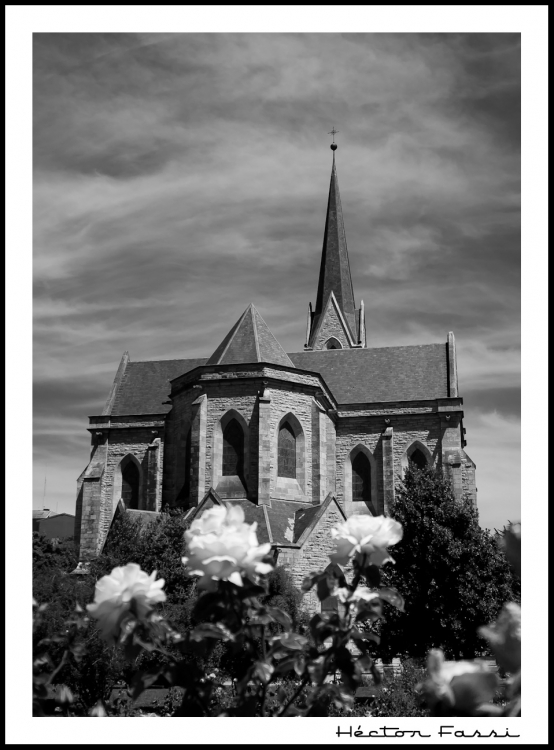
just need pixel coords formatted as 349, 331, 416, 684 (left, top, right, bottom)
304, 142, 366, 350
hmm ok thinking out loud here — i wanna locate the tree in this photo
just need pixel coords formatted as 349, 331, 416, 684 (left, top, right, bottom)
379, 465, 519, 661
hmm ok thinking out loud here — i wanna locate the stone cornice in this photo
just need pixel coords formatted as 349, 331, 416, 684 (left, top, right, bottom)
170, 366, 338, 410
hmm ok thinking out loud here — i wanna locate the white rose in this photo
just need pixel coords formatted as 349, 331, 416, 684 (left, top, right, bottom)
86, 563, 166, 645
182, 505, 273, 589
420, 648, 498, 713
329, 515, 403, 567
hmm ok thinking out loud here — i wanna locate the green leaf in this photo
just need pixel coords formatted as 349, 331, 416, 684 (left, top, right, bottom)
190, 623, 232, 641
267, 607, 293, 631
378, 587, 405, 612
252, 661, 274, 684
273, 657, 297, 675
309, 613, 339, 645
130, 667, 162, 700
279, 632, 308, 650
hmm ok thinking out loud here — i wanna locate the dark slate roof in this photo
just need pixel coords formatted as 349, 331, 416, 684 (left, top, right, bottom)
186, 492, 338, 549
288, 344, 449, 403
206, 304, 294, 368
109, 358, 206, 415
266, 500, 307, 545
293, 504, 323, 543
103, 342, 448, 416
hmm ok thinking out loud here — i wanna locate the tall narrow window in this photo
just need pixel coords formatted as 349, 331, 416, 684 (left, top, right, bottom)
409, 448, 427, 471
122, 461, 140, 509
222, 419, 244, 477
352, 452, 371, 503
176, 428, 192, 504
183, 428, 191, 496
278, 422, 296, 478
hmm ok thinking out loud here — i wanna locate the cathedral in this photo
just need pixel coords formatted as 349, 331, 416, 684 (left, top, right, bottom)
74, 144, 476, 601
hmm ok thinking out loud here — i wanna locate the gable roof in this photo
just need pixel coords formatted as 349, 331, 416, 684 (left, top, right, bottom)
289, 344, 449, 403
206, 304, 294, 368
108, 358, 206, 416
100, 340, 449, 417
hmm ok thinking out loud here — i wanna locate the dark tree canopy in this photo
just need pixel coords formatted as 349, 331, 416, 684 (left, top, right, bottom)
379, 465, 520, 661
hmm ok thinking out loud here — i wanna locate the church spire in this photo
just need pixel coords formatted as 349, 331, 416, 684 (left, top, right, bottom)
306, 138, 364, 350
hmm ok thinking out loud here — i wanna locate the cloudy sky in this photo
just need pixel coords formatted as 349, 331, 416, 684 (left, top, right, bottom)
33, 32, 521, 530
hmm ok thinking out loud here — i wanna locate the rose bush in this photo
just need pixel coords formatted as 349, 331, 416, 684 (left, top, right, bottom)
32, 507, 522, 719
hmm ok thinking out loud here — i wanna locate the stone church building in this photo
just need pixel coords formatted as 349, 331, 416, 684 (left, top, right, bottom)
74, 146, 476, 598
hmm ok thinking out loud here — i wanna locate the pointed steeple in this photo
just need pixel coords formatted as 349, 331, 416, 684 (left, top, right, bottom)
207, 304, 295, 368
306, 141, 365, 350
314, 150, 356, 328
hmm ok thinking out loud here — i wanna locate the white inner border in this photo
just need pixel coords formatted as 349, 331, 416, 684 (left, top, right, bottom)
7, 5, 546, 745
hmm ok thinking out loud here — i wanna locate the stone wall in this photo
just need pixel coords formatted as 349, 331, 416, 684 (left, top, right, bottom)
164, 373, 335, 507
204, 383, 259, 497
99, 425, 164, 545
267, 386, 313, 502
312, 301, 352, 350
461, 451, 477, 506
276, 501, 346, 614
335, 411, 445, 515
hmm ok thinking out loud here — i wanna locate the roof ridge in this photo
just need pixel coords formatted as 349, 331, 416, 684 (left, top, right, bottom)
289, 342, 445, 354
129, 357, 208, 365
250, 305, 261, 361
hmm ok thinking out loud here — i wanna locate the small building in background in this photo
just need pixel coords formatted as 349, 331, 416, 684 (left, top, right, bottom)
33, 509, 75, 540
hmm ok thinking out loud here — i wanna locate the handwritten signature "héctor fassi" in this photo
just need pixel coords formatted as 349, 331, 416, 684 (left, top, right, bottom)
336, 725, 520, 739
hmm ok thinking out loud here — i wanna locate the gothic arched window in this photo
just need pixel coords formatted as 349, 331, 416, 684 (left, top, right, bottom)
409, 448, 427, 471
326, 337, 342, 350
352, 452, 371, 503
122, 461, 140, 510
278, 422, 296, 478
222, 419, 244, 477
